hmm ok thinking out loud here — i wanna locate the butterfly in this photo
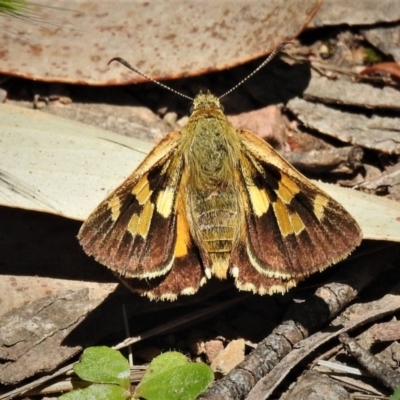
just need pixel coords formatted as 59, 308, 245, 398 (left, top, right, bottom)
78, 56, 361, 301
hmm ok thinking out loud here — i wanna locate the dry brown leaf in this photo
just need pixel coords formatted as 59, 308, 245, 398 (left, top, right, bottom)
210, 339, 245, 375
0, 276, 117, 318
228, 105, 286, 148
0, 0, 321, 84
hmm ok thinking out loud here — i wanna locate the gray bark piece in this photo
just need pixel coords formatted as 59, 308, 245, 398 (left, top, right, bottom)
0, 289, 101, 385
362, 25, 400, 63
310, 0, 400, 27
7, 100, 169, 143
286, 98, 400, 154
282, 370, 351, 400
358, 163, 400, 201
304, 74, 400, 111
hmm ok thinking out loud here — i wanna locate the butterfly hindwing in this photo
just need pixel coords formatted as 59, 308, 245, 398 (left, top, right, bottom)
118, 193, 207, 300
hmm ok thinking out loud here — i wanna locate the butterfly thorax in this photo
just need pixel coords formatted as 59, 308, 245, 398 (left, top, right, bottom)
179, 93, 243, 279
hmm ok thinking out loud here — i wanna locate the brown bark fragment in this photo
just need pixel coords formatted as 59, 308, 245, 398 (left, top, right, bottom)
283, 146, 363, 175
0, 289, 103, 385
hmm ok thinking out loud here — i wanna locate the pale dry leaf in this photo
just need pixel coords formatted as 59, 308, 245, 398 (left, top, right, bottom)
1, 103, 399, 243
0, 102, 152, 220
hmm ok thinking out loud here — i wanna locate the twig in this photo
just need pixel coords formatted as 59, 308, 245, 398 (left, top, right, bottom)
340, 333, 400, 391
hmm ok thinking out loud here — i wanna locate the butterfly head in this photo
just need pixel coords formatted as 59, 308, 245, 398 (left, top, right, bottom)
191, 91, 223, 115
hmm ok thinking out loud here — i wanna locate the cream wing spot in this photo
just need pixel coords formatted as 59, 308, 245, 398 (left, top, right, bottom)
273, 198, 292, 237
248, 186, 270, 216
281, 175, 300, 195
314, 194, 328, 220
127, 214, 140, 235
156, 188, 175, 218
290, 212, 305, 234
138, 201, 155, 238
108, 197, 121, 221
127, 201, 154, 239
276, 175, 300, 204
132, 176, 152, 205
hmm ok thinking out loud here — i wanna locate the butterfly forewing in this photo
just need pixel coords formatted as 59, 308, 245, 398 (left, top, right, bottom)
79, 131, 182, 279
231, 129, 362, 292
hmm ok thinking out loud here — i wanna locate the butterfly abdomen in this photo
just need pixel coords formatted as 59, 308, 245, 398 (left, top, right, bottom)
189, 188, 241, 279
180, 96, 244, 279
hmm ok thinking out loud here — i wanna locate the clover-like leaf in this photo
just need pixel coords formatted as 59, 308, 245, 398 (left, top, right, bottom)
74, 346, 130, 390
135, 352, 213, 400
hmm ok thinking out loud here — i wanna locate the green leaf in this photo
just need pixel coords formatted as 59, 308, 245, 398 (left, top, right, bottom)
0, 0, 28, 15
140, 352, 188, 387
59, 383, 131, 400
0, 0, 35, 20
74, 347, 130, 390
135, 352, 213, 400
391, 385, 400, 400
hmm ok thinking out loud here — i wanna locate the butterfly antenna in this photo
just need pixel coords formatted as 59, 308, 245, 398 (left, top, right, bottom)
108, 57, 194, 101
218, 42, 288, 100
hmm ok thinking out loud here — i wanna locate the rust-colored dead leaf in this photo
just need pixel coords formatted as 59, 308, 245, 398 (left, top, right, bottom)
360, 62, 400, 80
0, 0, 321, 84
228, 105, 286, 148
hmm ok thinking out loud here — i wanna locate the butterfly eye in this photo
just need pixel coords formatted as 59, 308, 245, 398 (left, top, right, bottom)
220, 104, 224, 112
189, 105, 194, 114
